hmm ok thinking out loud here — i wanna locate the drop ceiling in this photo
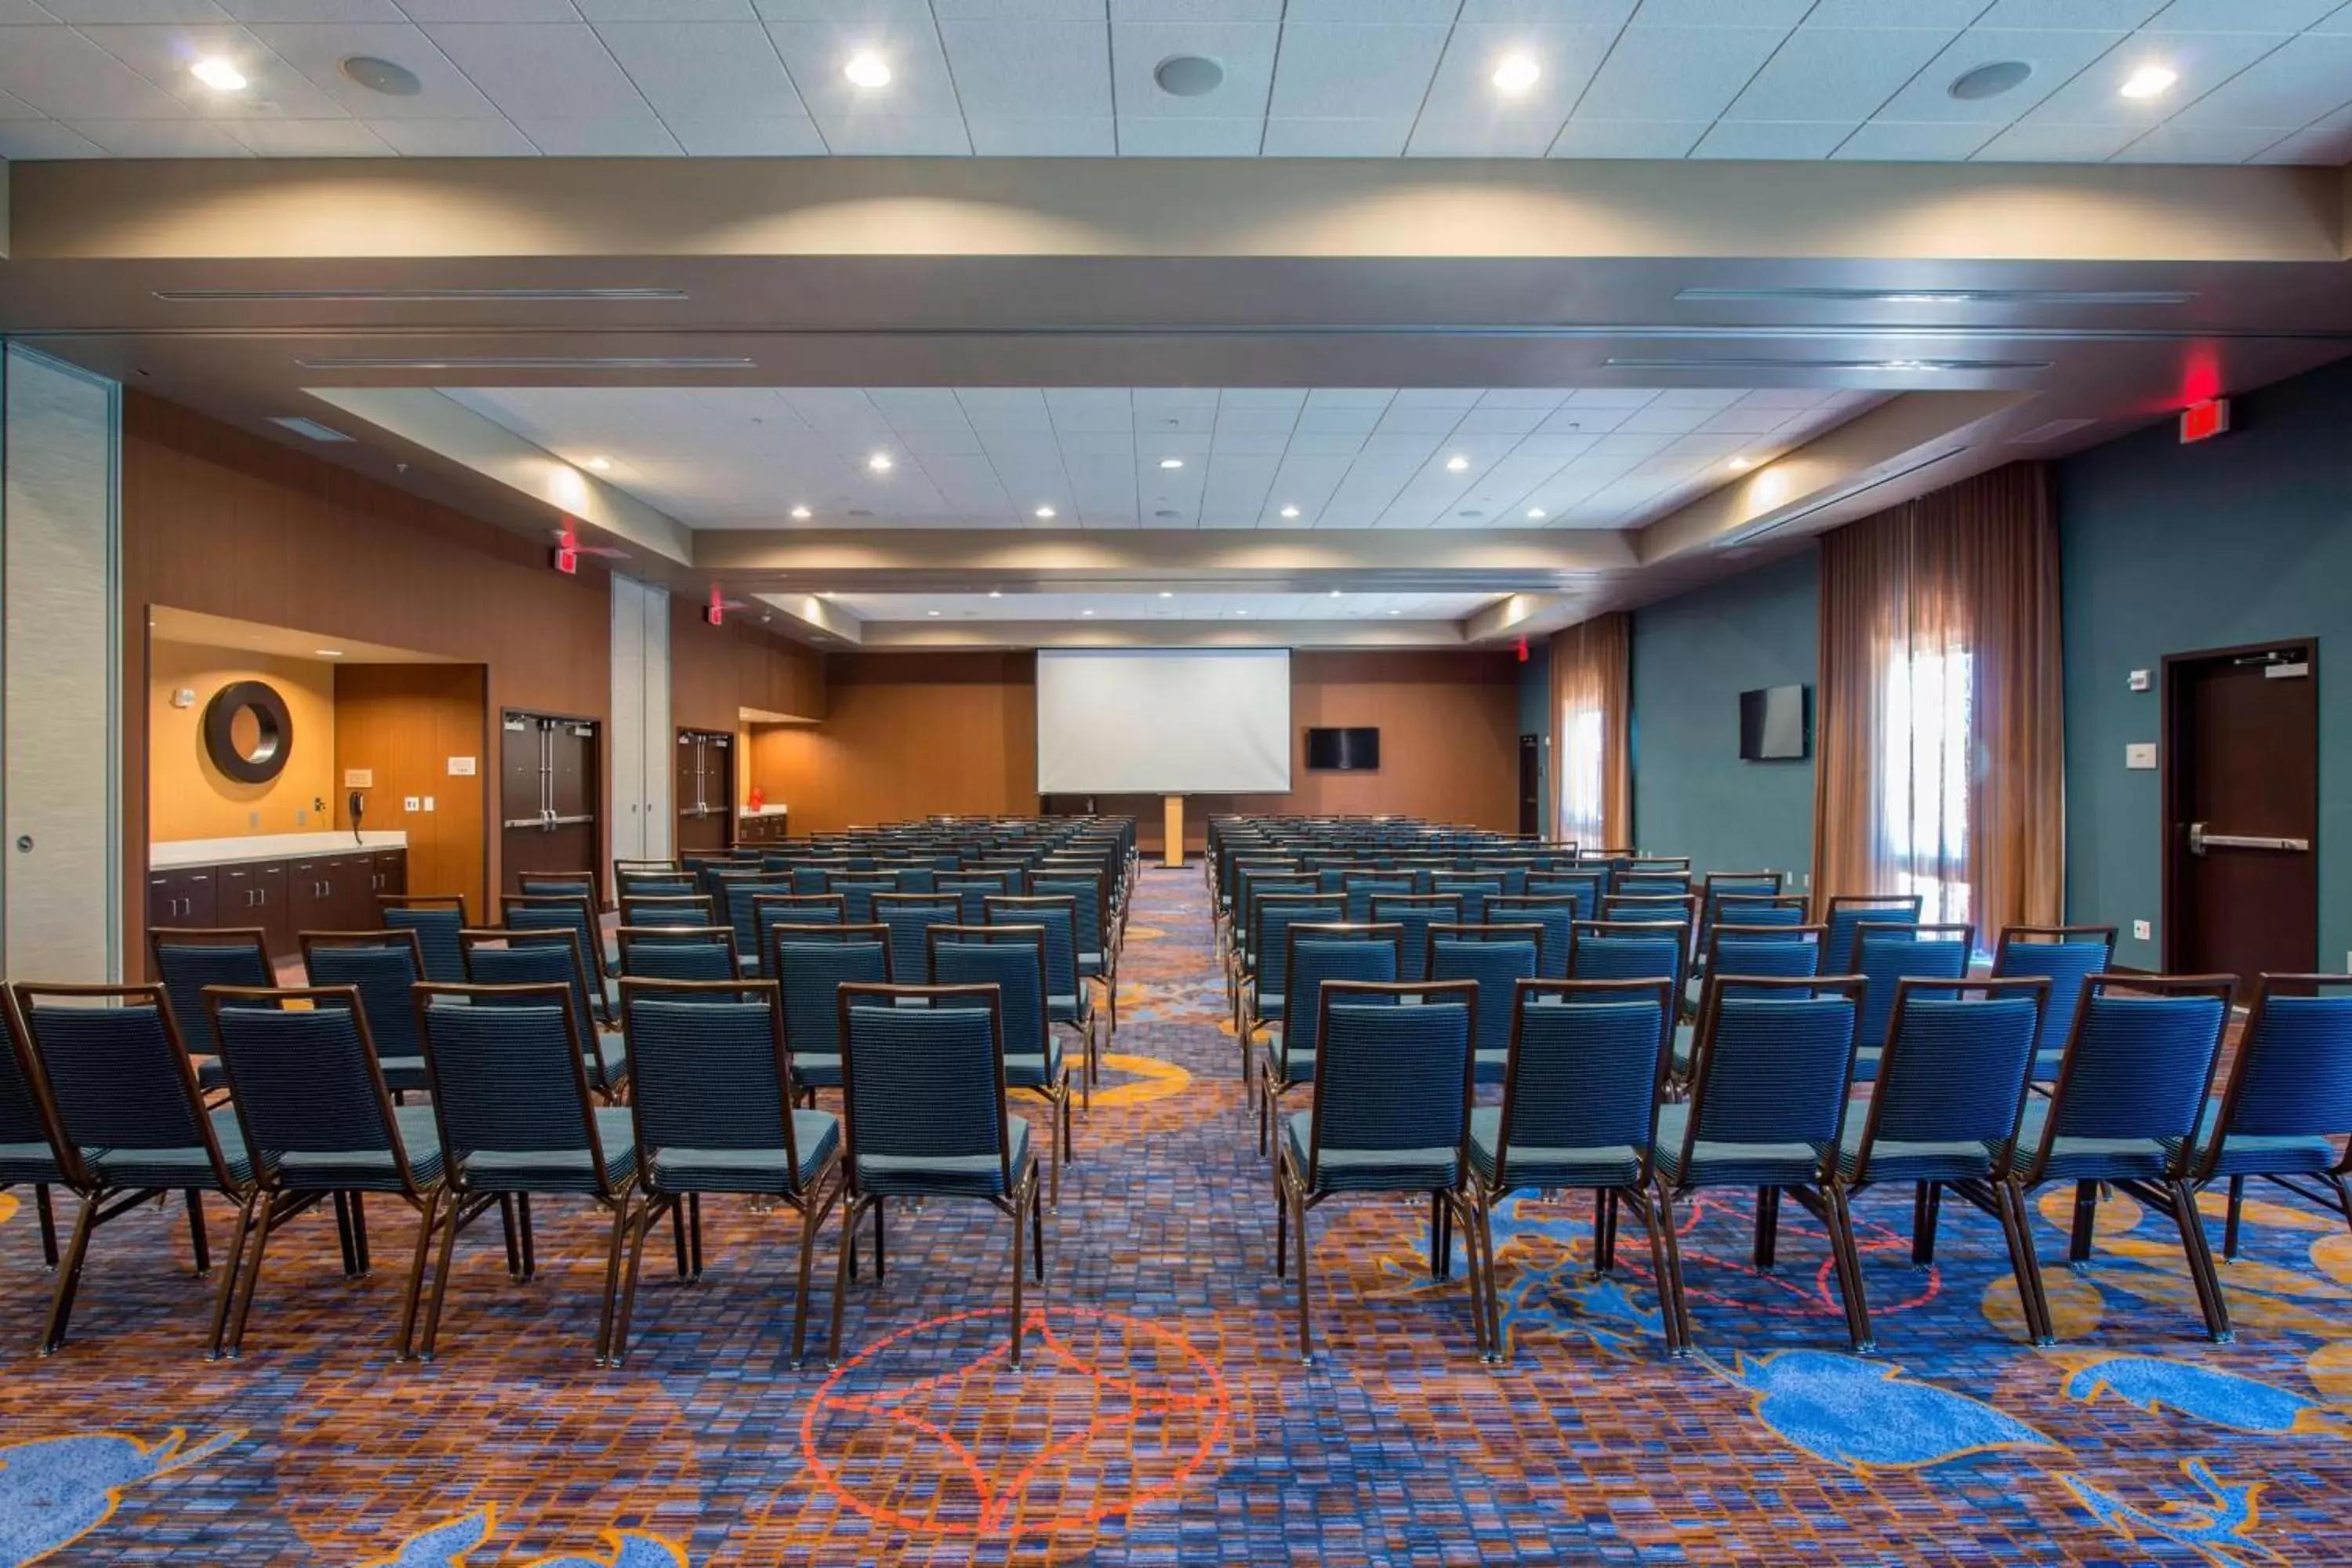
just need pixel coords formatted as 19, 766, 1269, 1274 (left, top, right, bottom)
820, 590, 1501, 622
0, 0, 2349, 166
441, 385, 1878, 531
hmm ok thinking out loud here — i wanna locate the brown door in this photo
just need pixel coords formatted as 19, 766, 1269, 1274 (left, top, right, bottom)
2163, 640, 2319, 980
502, 712, 603, 897
1519, 734, 1541, 837
675, 730, 732, 853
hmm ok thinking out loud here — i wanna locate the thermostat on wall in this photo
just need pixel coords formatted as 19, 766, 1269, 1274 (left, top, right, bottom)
344, 768, 374, 788
171, 688, 197, 709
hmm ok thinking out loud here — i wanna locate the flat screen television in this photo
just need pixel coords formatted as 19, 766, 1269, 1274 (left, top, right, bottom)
1739, 685, 1811, 761
1305, 727, 1380, 771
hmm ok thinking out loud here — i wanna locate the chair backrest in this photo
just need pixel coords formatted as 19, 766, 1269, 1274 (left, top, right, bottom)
985, 895, 1080, 1000
2198, 975, 2352, 1171
1616, 873, 1691, 900
720, 877, 793, 957
148, 927, 274, 1051
1823, 893, 1924, 970
615, 927, 742, 987
837, 983, 1014, 1193
1250, 895, 1346, 1005
1300, 980, 1476, 1190
413, 982, 619, 1193
935, 875, 1013, 923
1704, 924, 1826, 1001
1992, 924, 2118, 1058
874, 893, 965, 983
459, 927, 599, 1041
0, 993, 60, 1159
1846, 977, 2048, 1185
1857, 922, 1973, 1049
1366, 894, 1461, 983
207, 985, 422, 1193
929, 924, 1050, 1056
2024, 975, 2234, 1182
771, 929, 892, 1058
1677, 975, 1866, 1179
619, 979, 811, 1194
1600, 894, 1699, 948
1524, 871, 1605, 921
11, 984, 230, 1189
1427, 924, 1544, 1053
378, 896, 468, 982
615, 873, 697, 902
1027, 876, 1105, 958
1708, 894, 1809, 935
1341, 875, 1415, 924
1700, 871, 1785, 938
1491, 978, 1671, 1190
621, 894, 717, 929
1279, 924, 1402, 1067
830, 874, 901, 924
1428, 873, 1502, 922
1569, 920, 1686, 995
1486, 896, 1577, 979
753, 892, 848, 960
1239, 874, 1321, 961
299, 930, 429, 1062
500, 894, 606, 983
518, 871, 598, 902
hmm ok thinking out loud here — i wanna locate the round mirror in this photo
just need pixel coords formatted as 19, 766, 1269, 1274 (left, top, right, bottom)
203, 680, 293, 784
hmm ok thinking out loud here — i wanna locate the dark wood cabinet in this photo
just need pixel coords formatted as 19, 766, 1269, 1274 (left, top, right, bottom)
220, 861, 292, 955
156, 848, 405, 958
147, 867, 218, 929
737, 811, 789, 846
370, 850, 407, 899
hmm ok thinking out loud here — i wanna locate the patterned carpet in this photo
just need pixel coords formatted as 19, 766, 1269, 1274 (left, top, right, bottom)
4, 867, 2350, 1565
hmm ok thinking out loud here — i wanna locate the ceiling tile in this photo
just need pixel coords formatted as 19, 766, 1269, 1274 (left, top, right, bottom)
1261, 116, 1414, 154
1726, 26, 1962, 121
2148, 0, 2346, 28
1631, 0, 1816, 24
224, 115, 395, 151
422, 22, 652, 116
1971, 118, 2138, 157
514, 114, 680, 150
1806, 0, 1987, 22
78, 22, 355, 116
1407, 22, 1617, 156
2013, 28, 2287, 125
596, 23, 804, 119
1284, 0, 1457, 16
2246, 122, 2352, 158
818, 112, 971, 150
932, 2, 1105, 16
1115, 115, 1259, 151
576, 0, 751, 14
0, 0, 56, 18
2167, 31, 2352, 125
2114, 119, 2302, 158
364, 114, 540, 151
223, 0, 405, 16
966, 114, 1115, 151
1692, 118, 1852, 157
1547, 117, 1704, 154
1109, 21, 1276, 118
397, 0, 583, 19
1573, 24, 1791, 122
0, 86, 42, 118
0, 25, 201, 117
661, 112, 826, 150
1830, 117, 1991, 155
1109, 0, 1279, 18
752, 1, 935, 19
1871, 27, 2132, 122
39, 0, 226, 16
1975, 0, 2167, 26
64, 115, 251, 152
0, 120, 106, 156
1457, 1, 1635, 20
250, 23, 503, 118
940, 19, 1112, 118
1269, 21, 1447, 118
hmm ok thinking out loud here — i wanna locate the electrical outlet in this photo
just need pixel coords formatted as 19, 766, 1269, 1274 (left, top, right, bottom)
423, 796, 435, 812
403, 796, 421, 812
2133, 919, 2152, 942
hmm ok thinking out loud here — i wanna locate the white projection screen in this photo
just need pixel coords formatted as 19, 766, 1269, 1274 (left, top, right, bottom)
1036, 649, 1292, 795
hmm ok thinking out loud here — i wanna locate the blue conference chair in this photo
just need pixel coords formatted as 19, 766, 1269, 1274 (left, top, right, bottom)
1258, 924, 1402, 1155
147, 926, 265, 1092
931, 923, 1074, 1206
1992, 924, 2117, 1080
1853, 923, 1973, 1080
1428, 924, 1544, 1086
1821, 893, 1922, 971
771, 926, 891, 1103
299, 930, 434, 1097
0, 993, 64, 1270
1675, 924, 1826, 1082
615, 926, 742, 986
873, 893, 963, 985
458, 928, 630, 1102
379, 895, 469, 983
1486, 895, 1576, 979
2193, 975, 2352, 1261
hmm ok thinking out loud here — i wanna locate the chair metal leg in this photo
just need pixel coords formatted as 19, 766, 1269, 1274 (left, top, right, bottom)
34, 1185, 58, 1271
1009, 1179, 1028, 1371
611, 1194, 666, 1361
395, 1190, 442, 1363
1032, 1175, 1046, 1283
829, 1194, 867, 1369
514, 1192, 535, 1282
1475, 1188, 1504, 1363
332, 1192, 357, 1276
497, 1194, 524, 1281
873, 1196, 887, 1281
223, 1189, 283, 1359
594, 1195, 631, 1367
789, 1184, 825, 1369
1595, 1189, 1620, 1276
1753, 1185, 1780, 1272
350, 1192, 372, 1277
1652, 1181, 1694, 1357
1911, 1181, 1942, 1266
1993, 1180, 2054, 1347
2067, 1179, 2100, 1265
1824, 1183, 1875, 1354
419, 1191, 467, 1361
2165, 1178, 2234, 1344
206, 1196, 260, 1361
1272, 1160, 1289, 1279
669, 1196, 691, 1280
687, 1192, 703, 1282
185, 1189, 212, 1278
2223, 1174, 2246, 1261
38, 1192, 100, 1357
1634, 1188, 1682, 1358
1428, 1191, 1447, 1281
1290, 1178, 1315, 1366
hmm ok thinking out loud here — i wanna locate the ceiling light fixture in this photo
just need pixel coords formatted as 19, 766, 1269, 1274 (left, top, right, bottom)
298, 354, 748, 370
314, 648, 344, 657
1446, 454, 1469, 472
191, 57, 247, 92
1387, 608, 1402, 615
1034, 505, 1056, 519
583, 455, 612, 471
844, 51, 892, 89
1673, 286, 2193, 307
267, 416, 352, 442
1328, 589, 1342, 597
1279, 504, 1300, 519
1728, 457, 1755, 471
1159, 457, 1185, 470
927, 609, 940, 616
789, 504, 811, 519
1603, 355, 2049, 372
1526, 507, 1547, 520
170, 286, 687, 302
1081, 608, 1095, 616
2120, 64, 2177, 100
1159, 590, 1174, 598
989, 590, 1003, 598
1491, 53, 1541, 93
1233, 609, 1248, 616
867, 452, 894, 473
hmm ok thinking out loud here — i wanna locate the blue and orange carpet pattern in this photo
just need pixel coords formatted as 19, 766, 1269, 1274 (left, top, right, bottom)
2, 868, 2349, 1563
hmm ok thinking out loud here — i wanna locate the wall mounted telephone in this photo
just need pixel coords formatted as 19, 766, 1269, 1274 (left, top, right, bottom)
349, 789, 366, 844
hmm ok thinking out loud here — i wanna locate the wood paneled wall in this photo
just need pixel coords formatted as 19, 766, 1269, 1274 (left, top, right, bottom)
147, 641, 337, 841
331, 663, 489, 920
670, 607, 826, 732
749, 648, 1519, 844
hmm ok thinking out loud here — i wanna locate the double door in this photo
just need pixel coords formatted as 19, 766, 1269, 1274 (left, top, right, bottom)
676, 729, 734, 854
503, 712, 601, 895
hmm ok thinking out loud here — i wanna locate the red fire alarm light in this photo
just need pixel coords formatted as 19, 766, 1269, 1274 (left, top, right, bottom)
2180, 398, 2230, 445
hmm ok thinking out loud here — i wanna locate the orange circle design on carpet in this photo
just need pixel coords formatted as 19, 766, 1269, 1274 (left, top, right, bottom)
800, 1306, 1230, 1543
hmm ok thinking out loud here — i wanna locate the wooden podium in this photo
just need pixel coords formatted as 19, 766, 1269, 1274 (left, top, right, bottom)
1163, 795, 1185, 868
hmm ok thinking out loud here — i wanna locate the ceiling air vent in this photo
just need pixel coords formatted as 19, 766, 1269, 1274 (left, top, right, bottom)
267, 416, 353, 442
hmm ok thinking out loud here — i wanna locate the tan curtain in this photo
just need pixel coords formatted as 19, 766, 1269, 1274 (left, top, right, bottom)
1550, 612, 1632, 851
1810, 462, 2064, 941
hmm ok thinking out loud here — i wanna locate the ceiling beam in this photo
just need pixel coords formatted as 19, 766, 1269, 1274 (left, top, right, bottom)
851, 618, 1471, 649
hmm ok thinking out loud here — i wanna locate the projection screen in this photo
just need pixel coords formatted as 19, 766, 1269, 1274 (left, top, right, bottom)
1036, 648, 1292, 795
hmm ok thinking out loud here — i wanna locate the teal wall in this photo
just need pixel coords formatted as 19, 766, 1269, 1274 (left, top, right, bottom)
1517, 637, 1550, 833
1629, 550, 1819, 880
2057, 356, 2352, 973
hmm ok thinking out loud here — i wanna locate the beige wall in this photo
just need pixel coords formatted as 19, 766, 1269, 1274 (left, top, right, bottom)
148, 639, 337, 842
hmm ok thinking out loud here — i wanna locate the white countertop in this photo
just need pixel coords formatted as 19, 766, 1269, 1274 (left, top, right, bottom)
740, 804, 788, 818
151, 830, 408, 870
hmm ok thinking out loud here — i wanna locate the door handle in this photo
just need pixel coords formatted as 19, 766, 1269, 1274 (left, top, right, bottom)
2188, 822, 2311, 855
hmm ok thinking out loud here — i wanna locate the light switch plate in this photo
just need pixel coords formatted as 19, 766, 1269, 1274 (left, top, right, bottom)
403, 796, 420, 812
2125, 742, 2157, 769
423, 796, 435, 812
2134, 920, 2153, 942
2128, 669, 2151, 692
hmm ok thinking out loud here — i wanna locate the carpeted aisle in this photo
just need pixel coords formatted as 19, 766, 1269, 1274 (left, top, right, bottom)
1, 865, 2348, 1564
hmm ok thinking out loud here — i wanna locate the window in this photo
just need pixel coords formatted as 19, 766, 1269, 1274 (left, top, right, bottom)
1558, 703, 1607, 849
1878, 643, 1973, 927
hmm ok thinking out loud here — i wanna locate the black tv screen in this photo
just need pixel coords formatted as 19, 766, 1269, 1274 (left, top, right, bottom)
1305, 727, 1380, 771
1740, 686, 1810, 761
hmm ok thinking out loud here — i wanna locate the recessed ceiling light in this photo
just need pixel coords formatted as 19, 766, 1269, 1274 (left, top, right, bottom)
927, 609, 940, 616
1233, 609, 1248, 616
1387, 608, 1402, 615
1675, 286, 2192, 307
1035, 504, 1056, 519
1526, 507, 1547, 520
844, 51, 891, 88
1728, 457, 1755, 471
1159, 457, 1185, 470
1491, 54, 1541, 94
1154, 53, 1225, 97
1947, 60, 2032, 101
314, 648, 344, 657
867, 451, 893, 472
191, 57, 247, 92
1446, 454, 1469, 472
989, 590, 1003, 598
1159, 590, 1174, 598
2119, 64, 2177, 100
583, 455, 612, 471
1328, 589, 1342, 597
340, 54, 421, 96
789, 504, 811, 519
1081, 608, 1095, 616
1279, 504, 1300, 519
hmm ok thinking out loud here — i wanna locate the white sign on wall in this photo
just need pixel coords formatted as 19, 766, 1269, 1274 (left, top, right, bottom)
448, 756, 477, 776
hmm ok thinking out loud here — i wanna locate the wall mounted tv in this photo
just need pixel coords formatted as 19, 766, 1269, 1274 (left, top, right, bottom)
1305, 727, 1381, 771
1739, 685, 1811, 761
